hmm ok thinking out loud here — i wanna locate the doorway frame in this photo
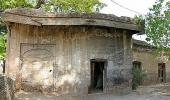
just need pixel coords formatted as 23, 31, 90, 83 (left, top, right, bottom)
89, 59, 107, 93
158, 63, 166, 82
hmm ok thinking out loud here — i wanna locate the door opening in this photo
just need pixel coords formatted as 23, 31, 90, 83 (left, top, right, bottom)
158, 63, 166, 82
89, 59, 106, 93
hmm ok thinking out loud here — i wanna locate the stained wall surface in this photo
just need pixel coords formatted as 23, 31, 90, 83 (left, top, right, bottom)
133, 43, 170, 85
6, 24, 133, 95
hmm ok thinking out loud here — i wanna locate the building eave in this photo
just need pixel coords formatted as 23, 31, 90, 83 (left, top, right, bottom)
2, 8, 144, 33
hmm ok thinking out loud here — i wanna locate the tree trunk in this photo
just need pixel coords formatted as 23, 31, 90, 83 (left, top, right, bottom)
2, 59, 5, 73
35, 0, 45, 9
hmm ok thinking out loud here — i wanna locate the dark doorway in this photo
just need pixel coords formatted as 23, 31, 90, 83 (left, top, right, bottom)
133, 61, 142, 70
158, 63, 166, 82
89, 59, 106, 93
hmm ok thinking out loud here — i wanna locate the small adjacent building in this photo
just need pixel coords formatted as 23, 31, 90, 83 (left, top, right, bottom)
133, 39, 170, 85
2, 8, 143, 95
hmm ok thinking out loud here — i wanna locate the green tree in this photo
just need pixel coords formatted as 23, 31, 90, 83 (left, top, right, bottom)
145, 0, 170, 51
0, 30, 6, 60
0, 0, 33, 11
0, 0, 105, 13
0, 24, 6, 73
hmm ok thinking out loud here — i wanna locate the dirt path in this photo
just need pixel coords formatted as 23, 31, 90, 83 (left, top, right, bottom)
15, 92, 170, 100
15, 84, 170, 100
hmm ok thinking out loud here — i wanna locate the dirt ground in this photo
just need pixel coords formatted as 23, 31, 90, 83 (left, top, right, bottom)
15, 83, 170, 100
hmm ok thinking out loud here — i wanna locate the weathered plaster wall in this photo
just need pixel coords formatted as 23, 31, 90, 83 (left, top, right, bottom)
133, 45, 170, 85
6, 23, 133, 95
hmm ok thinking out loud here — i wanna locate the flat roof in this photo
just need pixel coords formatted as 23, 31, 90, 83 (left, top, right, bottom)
2, 8, 144, 32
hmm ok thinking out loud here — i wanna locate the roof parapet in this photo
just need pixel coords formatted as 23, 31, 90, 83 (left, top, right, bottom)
2, 8, 144, 33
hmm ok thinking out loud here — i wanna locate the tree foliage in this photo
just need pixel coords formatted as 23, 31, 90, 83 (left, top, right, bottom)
0, 26, 6, 60
0, 0, 105, 13
0, 0, 33, 11
145, 0, 170, 50
45, 0, 105, 13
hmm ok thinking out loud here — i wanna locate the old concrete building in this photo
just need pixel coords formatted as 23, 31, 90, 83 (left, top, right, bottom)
133, 39, 170, 85
2, 8, 143, 95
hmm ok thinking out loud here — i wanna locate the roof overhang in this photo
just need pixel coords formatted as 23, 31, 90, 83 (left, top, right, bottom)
1, 8, 144, 33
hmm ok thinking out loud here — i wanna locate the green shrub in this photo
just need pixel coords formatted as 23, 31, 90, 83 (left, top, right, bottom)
132, 67, 146, 90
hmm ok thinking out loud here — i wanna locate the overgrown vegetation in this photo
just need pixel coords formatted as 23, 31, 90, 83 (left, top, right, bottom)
134, 15, 144, 25
0, 24, 6, 73
0, 29, 6, 60
132, 67, 146, 90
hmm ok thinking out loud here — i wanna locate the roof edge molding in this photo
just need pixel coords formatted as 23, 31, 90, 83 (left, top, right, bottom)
2, 8, 144, 32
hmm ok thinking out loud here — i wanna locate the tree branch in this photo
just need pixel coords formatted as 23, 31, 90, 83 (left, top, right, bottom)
35, 0, 45, 9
